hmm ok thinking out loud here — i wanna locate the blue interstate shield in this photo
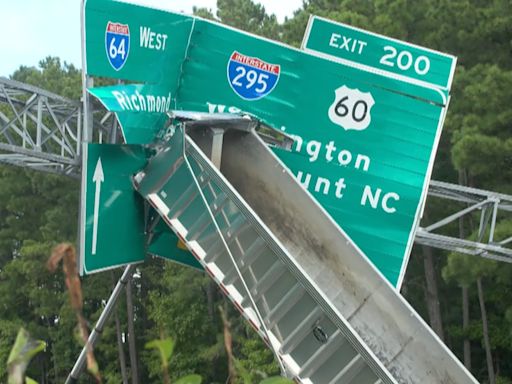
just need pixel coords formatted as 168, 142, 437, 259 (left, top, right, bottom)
105, 21, 130, 71
227, 51, 280, 100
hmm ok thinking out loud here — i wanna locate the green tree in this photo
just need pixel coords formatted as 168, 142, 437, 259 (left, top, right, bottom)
11, 57, 82, 100
0, 58, 118, 383
216, 0, 281, 39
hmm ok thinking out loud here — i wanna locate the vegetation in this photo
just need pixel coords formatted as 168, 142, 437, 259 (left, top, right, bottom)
1, 0, 512, 383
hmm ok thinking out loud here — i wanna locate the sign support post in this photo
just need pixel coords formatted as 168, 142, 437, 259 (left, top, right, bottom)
65, 264, 136, 384
75, 3, 141, 379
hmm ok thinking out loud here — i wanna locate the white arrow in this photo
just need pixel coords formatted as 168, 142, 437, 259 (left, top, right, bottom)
92, 157, 104, 255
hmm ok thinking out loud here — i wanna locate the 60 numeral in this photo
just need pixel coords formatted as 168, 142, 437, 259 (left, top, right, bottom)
380, 46, 430, 76
334, 96, 368, 122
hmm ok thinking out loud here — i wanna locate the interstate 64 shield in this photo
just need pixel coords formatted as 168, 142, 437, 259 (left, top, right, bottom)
105, 21, 130, 71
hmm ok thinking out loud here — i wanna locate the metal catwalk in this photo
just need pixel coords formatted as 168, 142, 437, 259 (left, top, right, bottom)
133, 118, 478, 384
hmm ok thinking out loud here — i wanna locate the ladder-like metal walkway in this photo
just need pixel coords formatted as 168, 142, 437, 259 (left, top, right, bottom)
132, 118, 478, 384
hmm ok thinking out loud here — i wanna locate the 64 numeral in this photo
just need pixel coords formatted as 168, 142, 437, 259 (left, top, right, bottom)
109, 37, 126, 60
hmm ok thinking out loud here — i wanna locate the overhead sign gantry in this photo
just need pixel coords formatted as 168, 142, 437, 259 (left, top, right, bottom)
82, 0, 456, 287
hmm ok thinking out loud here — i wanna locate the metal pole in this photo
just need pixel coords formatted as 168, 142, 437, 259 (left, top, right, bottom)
112, 272, 129, 384
115, 310, 129, 384
126, 279, 140, 384
80, 0, 93, 144
36, 96, 43, 149
65, 265, 135, 383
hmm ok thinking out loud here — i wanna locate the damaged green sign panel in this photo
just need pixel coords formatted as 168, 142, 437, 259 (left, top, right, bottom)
173, 19, 452, 288
79, 143, 201, 274
88, 83, 172, 144
79, 143, 147, 274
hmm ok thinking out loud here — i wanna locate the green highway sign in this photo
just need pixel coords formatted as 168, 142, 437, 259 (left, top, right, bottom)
83, 1, 455, 287
84, 0, 193, 84
88, 84, 172, 144
79, 143, 201, 274
172, 18, 449, 287
79, 143, 148, 274
302, 16, 456, 91
88, 83, 172, 113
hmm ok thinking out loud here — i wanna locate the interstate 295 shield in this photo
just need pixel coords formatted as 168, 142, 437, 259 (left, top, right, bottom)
105, 21, 130, 71
227, 51, 280, 100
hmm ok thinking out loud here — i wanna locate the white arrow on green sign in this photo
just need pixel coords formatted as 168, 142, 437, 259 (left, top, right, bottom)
91, 157, 104, 255
79, 142, 203, 274
79, 143, 148, 274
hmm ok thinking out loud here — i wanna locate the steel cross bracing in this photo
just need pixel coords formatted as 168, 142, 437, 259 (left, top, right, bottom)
417, 180, 512, 262
0, 77, 81, 177
0, 77, 510, 261
0, 77, 117, 177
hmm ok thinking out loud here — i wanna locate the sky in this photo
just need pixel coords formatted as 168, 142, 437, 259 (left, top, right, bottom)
0, 0, 302, 77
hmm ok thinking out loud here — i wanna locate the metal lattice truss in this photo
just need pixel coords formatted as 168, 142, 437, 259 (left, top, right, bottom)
0, 77, 119, 177
418, 180, 512, 262
0, 77, 82, 177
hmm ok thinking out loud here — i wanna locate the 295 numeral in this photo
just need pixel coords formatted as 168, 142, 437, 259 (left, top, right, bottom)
231, 66, 269, 93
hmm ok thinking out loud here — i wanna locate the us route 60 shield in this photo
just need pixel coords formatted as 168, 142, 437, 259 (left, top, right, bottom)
328, 85, 375, 131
